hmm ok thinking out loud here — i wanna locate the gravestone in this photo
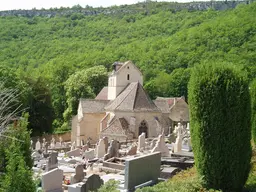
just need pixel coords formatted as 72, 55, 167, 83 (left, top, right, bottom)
32, 151, 41, 160
84, 149, 95, 160
71, 141, 76, 151
42, 168, 63, 192
66, 148, 81, 157
46, 151, 58, 171
68, 182, 86, 192
104, 140, 119, 160
173, 123, 183, 153
96, 139, 105, 158
151, 134, 170, 156
124, 152, 161, 191
82, 145, 89, 152
103, 137, 108, 153
150, 138, 158, 150
35, 139, 41, 151
126, 145, 137, 156
59, 136, 63, 146
42, 138, 46, 151
55, 142, 62, 148
50, 137, 55, 149
68, 174, 104, 192
30, 139, 33, 150
71, 164, 85, 184
83, 174, 104, 192
137, 133, 146, 152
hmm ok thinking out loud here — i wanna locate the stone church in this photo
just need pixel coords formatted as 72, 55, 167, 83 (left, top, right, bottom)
71, 61, 189, 146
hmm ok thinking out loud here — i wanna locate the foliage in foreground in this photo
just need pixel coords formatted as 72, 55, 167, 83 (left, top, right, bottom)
188, 62, 252, 191
98, 179, 119, 192
250, 79, 256, 144
0, 114, 35, 191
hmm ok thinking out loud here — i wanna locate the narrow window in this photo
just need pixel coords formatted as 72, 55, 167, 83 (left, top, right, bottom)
127, 74, 130, 80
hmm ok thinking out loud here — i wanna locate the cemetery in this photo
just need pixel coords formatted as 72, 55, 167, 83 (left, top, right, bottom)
31, 122, 193, 192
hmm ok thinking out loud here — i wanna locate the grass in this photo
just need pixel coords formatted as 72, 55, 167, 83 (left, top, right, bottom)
245, 144, 256, 192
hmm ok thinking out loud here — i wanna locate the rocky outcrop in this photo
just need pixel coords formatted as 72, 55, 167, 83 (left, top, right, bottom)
0, 1, 252, 18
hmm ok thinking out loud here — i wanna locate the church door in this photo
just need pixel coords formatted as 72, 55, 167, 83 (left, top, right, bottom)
139, 120, 148, 138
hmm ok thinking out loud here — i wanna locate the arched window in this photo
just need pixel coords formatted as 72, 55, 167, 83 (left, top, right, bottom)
139, 120, 148, 138
127, 74, 130, 80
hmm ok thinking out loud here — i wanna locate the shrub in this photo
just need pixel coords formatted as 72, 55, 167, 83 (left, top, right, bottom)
98, 179, 119, 192
188, 62, 252, 191
250, 79, 256, 144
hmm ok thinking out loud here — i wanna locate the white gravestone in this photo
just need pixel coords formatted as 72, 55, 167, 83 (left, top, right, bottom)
151, 134, 170, 156
173, 123, 183, 153
42, 168, 63, 192
96, 139, 105, 158
35, 139, 41, 151
137, 132, 146, 152
50, 137, 55, 149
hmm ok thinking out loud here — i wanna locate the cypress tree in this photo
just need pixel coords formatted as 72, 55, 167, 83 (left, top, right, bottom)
250, 79, 256, 144
188, 63, 252, 191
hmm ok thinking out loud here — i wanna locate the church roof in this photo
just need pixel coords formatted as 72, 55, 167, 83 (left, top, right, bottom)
155, 97, 185, 108
154, 97, 186, 113
101, 117, 130, 136
105, 82, 160, 112
153, 100, 170, 113
80, 99, 109, 113
95, 87, 108, 100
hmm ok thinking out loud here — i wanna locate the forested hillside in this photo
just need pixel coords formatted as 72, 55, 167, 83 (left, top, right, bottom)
0, 2, 255, 135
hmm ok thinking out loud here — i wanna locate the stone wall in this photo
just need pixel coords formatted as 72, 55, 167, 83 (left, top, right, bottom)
32, 131, 71, 144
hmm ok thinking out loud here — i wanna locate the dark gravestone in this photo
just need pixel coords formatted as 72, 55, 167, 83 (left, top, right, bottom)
83, 174, 104, 192
124, 152, 161, 191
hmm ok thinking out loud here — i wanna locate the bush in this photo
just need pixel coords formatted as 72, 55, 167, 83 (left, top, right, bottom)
188, 62, 252, 191
250, 79, 256, 144
98, 179, 119, 192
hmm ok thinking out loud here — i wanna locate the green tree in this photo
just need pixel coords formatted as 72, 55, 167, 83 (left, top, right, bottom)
168, 68, 190, 100
1, 141, 36, 192
22, 77, 54, 136
188, 62, 252, 191
0, 113, 35, 191
63, 70, 95, 123
84, 65, 108, 95
250, 78, 256, 144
